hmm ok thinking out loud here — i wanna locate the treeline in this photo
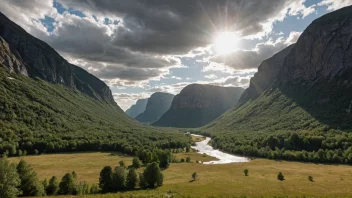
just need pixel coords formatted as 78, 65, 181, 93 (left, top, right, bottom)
0, 156, 165, 198
193, 130, 352, 164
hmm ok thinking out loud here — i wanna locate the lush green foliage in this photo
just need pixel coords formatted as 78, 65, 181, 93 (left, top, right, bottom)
200, 88, 352, 164
0, 67, 190, 157
16, 160, 45, 196
58, 173, 77, 195
99, 166, 113, 193
113, 167, 126, 190
126, 168, 138, 189
132, 157, 141, 169
143, 162, 164, 188
46, 176, 59, 195
0, 157, 21, 198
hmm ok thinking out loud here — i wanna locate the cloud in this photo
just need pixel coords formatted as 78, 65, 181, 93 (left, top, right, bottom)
318, 0, 352, 11
210, 31, 301, 70
57, 0, 315, 54
113, 92, 152, 111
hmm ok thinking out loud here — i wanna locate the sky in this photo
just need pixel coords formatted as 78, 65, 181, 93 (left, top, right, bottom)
1, 0, 351, 111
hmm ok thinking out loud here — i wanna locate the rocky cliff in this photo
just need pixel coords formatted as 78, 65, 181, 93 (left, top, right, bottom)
125, 98, 148, 118
153, 84, 244, 128
238, 44, 294, 104
135, 92, 174, 123
206, 5, 352, 132
0, 12, 114, 103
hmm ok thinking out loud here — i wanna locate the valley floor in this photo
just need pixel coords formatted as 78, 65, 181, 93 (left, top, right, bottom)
8, 152, 352, 198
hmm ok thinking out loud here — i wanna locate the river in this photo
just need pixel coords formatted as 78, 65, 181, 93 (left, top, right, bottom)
191, 134, 249, 164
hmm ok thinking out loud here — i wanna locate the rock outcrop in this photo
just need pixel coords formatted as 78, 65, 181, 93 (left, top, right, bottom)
153, 84, 244, 128
238, 44, 294, 104
135, 92, 174, 123
0, 12, 114, 103
125, 98, 148, 118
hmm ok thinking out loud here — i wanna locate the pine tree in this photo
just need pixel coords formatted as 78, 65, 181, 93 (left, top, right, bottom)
16, 160, 45, 196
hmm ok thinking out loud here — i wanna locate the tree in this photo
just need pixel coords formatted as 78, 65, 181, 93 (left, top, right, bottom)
181, 158, 185, 162
143, 162, 163, 188
58, 173, 76, 195
139, 173, 147, 188
119, 160, 126, 168
126, 168, 138, 189
16, 160, 45, 196
112, 167, 126, 191
192, 172, 198, 181
42, 179, 48, 193
90, 183, 100, 194
244, 169, 248, 176
0, 157, 21, 198
186, 157, 191, 162
277, 172, 285, 181
76, 181, 89, 195
308, 175, 314, 182
99, 166, 113, 193
46, 176, 59, 195
186, 145, 191, 153
132, 157, 141, 169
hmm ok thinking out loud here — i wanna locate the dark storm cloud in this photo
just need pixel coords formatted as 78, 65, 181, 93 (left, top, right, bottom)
57, 0, 303, 55
92, 65, 161, 81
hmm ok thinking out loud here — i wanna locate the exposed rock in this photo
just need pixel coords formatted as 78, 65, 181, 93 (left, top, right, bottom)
153, 84, 244, 128
135, 92, 174, 123
280, 6, 352, 82
125, 98, 148, 118
0, 12, 115, 103
238, 44, 294, 104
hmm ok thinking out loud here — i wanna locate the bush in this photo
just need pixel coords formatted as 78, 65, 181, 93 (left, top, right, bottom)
277, 172, 285, 181
192, 172, 198, 181
186, 157, 191, 162
244, 169, 248, 176
119, 160, 126, 168
181, 158, 185, 162
0, 156, 21, 198
308, 175, 314, 182
132, 157, 141, 169
90, 183, 100, 194
139, 173, 147, 188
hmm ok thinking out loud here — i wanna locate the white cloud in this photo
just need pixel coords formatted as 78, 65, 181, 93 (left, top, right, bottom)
318, 0, 352, 11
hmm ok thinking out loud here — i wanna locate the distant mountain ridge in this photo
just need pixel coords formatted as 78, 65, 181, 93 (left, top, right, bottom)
135, 92, 174, 123
125, 98, 148, 118
153, 84, 244, 128
0, 12, 114, 103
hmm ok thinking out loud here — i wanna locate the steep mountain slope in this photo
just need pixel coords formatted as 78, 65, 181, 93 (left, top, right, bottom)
153, 84, 244, 128
0, 12, 189, 156
202, 6, 352, 164
0, 12, 113, 103
135, 92, 174, 123
125, 98, 148, 118
238, 44, 294, 104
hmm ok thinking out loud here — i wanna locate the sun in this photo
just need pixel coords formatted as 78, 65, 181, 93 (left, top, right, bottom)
214, 32, 239, 55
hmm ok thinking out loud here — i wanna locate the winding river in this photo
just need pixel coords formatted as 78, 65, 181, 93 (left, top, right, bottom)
191, 134, 249, 164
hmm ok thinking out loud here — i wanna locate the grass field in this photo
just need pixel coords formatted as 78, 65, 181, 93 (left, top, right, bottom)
8, 152, 352, 197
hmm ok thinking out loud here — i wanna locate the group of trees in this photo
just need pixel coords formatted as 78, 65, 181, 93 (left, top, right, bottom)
0, 157, 99, 198
99, 161, 163, 193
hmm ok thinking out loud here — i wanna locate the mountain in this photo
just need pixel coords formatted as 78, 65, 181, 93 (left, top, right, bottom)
153, 84, 244, 128
135, 92, 174, 123
202, 6, 352, 164
0, 12, 189, 156
238, 44, 294, 104
125, 98, 148, 118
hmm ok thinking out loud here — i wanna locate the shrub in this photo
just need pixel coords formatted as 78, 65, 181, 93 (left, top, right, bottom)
308, 176, 314, 182
46, 176, 59, 195
132, 157, 141, 169
277, 172, 285, 181
244, 169, 248, 176
181, 158, 185, 162
58, 173, 77, 195
186, 157, 191, 162
192, 172, 198, 181
119, 160, 126, 168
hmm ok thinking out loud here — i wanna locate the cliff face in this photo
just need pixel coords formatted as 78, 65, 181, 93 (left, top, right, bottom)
0, 12, 114, 103
238, 44, 294, 104
125, 98, 148, 118
135, 92, 174, 123
280, 6, 352, 83
205, 5, 352, 132
153, 84, 244, 128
